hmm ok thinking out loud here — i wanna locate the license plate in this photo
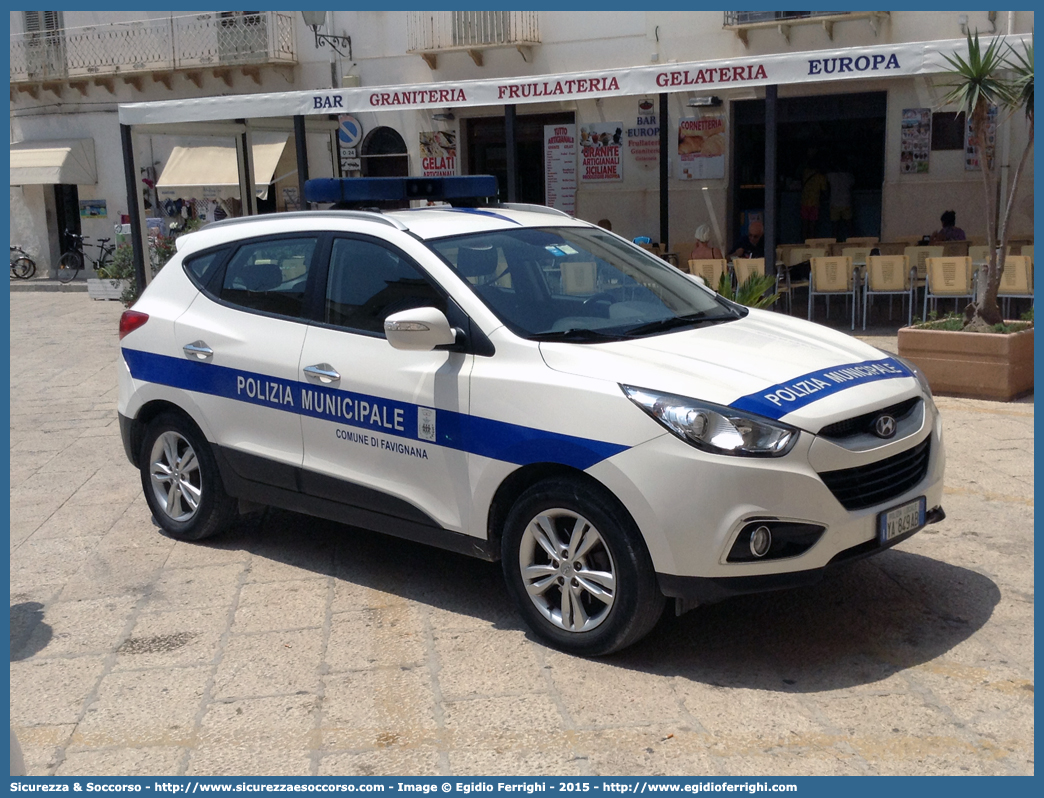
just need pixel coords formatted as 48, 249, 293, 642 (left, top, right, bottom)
878, 497, 926, 543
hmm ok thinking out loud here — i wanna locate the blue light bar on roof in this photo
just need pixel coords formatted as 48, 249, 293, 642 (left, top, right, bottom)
304, 176, 498, 204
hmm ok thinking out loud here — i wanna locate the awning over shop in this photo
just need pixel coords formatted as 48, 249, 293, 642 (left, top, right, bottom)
118, 35, 1029, 125
156, 132, 289, 201
10, 138, 98, 185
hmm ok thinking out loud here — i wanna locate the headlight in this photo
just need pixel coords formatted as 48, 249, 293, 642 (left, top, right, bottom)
622, 385, 798, 457
893, 354, 933, 398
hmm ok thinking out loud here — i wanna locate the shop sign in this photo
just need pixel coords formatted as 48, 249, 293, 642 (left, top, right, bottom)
420, 131, 457, 177
627, 99, 659, 169
580, 123, 623, 183
676, 114, 725, 180
544, 124, 577, 215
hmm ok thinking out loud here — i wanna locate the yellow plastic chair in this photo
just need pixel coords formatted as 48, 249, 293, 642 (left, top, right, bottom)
804, 237, 836, 247
904, 245, 944, 306
923, 256, 974, 319
808, 256, 858, 329
778, 247, 824, 312
969, 244, 1012, 268
561, 261, 597, 295
733, 257, 766, 285
844, 236, 879, 246
863, 255, 913, 329
687, 259, 727, 289
997, 255, 1033, 317
841, 247, 874, 268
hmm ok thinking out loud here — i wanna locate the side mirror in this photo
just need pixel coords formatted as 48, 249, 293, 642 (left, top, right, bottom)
383, 307, 458, 351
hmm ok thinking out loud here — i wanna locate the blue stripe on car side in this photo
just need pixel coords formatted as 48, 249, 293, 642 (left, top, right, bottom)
729, 356, 914, 420
122, 348, 627, 470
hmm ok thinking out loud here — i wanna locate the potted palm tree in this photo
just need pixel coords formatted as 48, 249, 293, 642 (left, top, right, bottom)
898, 33, 1034, 400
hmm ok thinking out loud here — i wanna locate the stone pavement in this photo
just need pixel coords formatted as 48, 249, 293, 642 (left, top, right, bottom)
8, 292, 1034, 777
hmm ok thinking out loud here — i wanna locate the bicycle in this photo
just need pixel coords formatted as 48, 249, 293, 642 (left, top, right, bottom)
56, 231, 114, 284
10, 245, 36, 280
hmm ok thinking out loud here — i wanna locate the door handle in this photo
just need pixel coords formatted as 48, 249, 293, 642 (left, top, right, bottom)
303, 363, 340, 383
183, 341, 213, 360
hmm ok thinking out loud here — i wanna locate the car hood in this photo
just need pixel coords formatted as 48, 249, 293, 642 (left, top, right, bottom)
538, 309, 920, 431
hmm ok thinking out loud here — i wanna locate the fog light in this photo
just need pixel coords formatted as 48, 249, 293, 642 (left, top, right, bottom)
749, 525, 772, 558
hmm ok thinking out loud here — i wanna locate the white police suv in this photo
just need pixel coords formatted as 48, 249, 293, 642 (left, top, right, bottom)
118, 176, 944, 656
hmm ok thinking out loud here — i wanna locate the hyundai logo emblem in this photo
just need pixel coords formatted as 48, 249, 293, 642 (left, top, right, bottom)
873, 414, 897, 439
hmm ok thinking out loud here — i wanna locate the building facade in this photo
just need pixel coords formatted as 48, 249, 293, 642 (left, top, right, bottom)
10, 10, 1035, 273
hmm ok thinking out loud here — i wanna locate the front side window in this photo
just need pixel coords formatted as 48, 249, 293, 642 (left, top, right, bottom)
325, 237, 445, 334
429, 227, 741, 341
218, 237, 317, 317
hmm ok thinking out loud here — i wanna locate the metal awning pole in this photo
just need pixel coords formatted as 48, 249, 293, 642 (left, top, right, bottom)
235, 129, 257, 216
120, 123, 147, 293
659, 93, 669, 249
764, 85, 778, 277
293, 115, 310, 210
505, 105, 518, 202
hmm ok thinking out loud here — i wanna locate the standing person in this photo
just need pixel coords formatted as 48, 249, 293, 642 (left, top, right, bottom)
690, 224, 722, 261
930, 210, 966, 242
826, 163, 855, 241
800, 156, 828, 241
729, 219, 765, 260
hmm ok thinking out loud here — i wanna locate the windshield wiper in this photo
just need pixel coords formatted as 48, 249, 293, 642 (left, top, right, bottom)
623, 312, 738, 336
529, 327, 633, 343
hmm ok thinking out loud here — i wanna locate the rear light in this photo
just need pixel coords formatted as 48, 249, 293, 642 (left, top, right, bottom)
119, 310, 149, 340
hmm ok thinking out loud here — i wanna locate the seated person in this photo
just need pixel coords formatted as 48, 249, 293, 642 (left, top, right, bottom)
929, 210, 966, 243
690, 224, 722, 261
729, 219, 765, 260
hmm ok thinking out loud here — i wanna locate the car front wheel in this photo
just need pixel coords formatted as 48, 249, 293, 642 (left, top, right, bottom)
140, 412, 234, 541
502, 477, 664, 656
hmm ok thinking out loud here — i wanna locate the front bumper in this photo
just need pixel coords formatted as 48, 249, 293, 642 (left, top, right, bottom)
657, 505, 945, 604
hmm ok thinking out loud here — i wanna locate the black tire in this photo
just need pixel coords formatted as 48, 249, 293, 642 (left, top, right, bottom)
139, 412, 235, 541
12, 257, 35, 279
502, 477, 665, 656
56, 251, 82, 283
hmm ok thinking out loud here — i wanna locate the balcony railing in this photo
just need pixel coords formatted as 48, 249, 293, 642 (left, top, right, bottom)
407, 10, 540, 68
10, 11, 297, 84
723, 10, 889, 46
724, 11, 850, 26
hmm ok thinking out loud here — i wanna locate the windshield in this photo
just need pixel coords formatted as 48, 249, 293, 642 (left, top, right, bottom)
428, 226, 743, 341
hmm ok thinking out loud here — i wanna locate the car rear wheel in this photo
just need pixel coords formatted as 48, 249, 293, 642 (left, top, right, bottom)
140, 412, 234, 541
502, 477, 664, 656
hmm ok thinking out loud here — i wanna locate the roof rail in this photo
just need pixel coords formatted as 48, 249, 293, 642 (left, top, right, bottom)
495, 203, 573, 218
203, 210, 408, 231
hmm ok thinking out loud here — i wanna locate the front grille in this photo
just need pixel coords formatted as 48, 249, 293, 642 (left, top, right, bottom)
818, 436, 931, 511
819, 397, 920, 439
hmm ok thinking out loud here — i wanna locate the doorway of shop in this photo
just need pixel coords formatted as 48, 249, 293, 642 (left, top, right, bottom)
730, 92, 886, 246
465, 112, 574, 204
54, 184, 81, 255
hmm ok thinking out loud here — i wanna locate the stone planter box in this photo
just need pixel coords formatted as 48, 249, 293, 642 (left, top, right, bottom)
897, 326, 1034, 400
86, 278, 129, 301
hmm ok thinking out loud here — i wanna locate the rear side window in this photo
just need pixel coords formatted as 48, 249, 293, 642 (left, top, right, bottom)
219, 237, 317, 318
325, 238, 445, 334
183, 250, 225, 287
